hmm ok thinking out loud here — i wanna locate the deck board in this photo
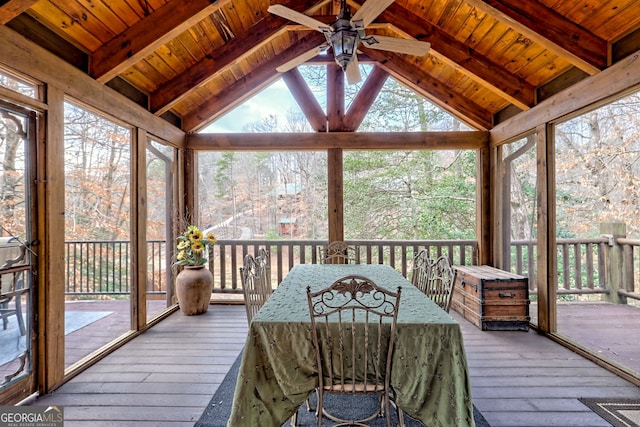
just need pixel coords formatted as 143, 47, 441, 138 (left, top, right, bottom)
26, 304, 640, 427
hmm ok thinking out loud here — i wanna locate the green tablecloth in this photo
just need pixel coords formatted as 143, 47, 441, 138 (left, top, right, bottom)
228, 264, 475, 427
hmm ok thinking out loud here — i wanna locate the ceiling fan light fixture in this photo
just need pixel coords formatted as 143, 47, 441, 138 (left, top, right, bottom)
329, 29, 359, 71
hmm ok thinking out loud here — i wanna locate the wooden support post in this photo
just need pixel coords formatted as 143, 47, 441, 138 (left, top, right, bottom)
41, 85, 66, 392
477, 145, 491, 265
327, 64, 345, 131
327, 148, 343, 243
600, 222, 627, 304
131, 128, 148, 330
537, 124, 556, 333
183, 148, 197, 222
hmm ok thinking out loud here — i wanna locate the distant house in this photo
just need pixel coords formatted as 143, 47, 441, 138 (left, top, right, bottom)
278, 217, 298, 235
275, 183, 302, 201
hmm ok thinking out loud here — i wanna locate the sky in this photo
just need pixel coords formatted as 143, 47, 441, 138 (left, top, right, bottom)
200, 78, 300, 133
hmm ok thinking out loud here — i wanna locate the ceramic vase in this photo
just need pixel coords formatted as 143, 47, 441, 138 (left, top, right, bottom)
175, 265, 213, 315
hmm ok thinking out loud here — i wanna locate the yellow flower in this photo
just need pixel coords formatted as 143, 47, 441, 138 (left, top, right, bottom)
191, 241, 204, 253
188, 229, 203, 242
173, 224, 218, 267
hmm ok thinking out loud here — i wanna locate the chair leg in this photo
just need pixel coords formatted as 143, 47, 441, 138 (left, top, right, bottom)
397, 405, 405, 427
390, 393, 405, 427
1, 301, 8, 330
15, 297, 25, 336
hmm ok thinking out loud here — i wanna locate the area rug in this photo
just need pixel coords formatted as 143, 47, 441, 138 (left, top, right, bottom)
0, 311, 112, 366
579, 398, 640, 427
195, 354, 490, 427
64, 310, 113, 334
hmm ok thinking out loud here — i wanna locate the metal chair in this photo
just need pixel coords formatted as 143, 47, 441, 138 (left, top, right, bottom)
304, 275, 403, 427
426, 255, 456, 312
0, 272, 25, 336
239, 250, 272, 324
0, 238, 27, 336
412, 251, 455, 312
410, 249, 433, 294
319, 241, 356, 264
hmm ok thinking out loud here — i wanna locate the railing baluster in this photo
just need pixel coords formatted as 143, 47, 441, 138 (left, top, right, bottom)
574, 243, 582, 290
586, 242, 594, 290
562, 243, 570, 290
62, 237, 640, 303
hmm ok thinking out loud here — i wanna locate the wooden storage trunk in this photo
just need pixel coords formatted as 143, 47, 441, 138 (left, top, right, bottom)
451, 265, 530, 331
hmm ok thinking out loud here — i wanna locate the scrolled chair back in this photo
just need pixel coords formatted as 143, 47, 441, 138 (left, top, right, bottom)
425, 255, 455, 312
240, 250, 272, 324
411, 249, 434, 293
319, 241, 356, 264
305, 275, 403, 426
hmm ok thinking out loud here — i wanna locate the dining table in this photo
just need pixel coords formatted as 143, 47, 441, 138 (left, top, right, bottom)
227, 263, 476, 427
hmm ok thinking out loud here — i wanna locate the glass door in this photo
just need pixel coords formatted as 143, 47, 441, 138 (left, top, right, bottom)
146, 139, 175, 319
0, 104, 37, 396
63, 100, 132, 369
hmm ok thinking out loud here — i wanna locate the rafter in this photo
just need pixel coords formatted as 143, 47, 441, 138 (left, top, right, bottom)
375, 2, 535, 110
182, 32, 327, 132
363, 48, 492, 130
90, 0, 230, 83
465, 0, 607, 74
0, 0, 39, 25
150, 15, 292, 115
282, 69, 327, 132
343, 66, 389, 131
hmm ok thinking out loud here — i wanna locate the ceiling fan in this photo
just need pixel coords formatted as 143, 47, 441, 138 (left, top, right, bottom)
268, 0, 431, 84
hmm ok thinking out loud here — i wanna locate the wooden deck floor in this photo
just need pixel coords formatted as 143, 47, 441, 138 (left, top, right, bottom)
29, 303, 640, 427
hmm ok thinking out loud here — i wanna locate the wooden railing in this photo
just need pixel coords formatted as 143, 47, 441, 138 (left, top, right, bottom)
510, 237, 640, 301
510, 238, 610, 294
65, 240, 165, 296
618, 237, 640, 301
63, 236, 640, 302
206, 239, 479, 294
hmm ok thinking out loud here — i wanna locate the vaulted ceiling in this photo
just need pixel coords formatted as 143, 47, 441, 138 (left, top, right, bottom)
2, 0, 640, 133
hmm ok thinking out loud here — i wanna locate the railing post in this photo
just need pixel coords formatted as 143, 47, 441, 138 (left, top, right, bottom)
600, 222, 626, 304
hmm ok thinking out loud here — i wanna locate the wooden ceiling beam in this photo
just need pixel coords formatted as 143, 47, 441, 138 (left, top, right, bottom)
150, 15, 292, 115
376, 3, 535, 110
465, 0, 606, 74
90, 0, 230, 83
187, 131, 489, 151
182, 32, 327, 132
363, 48, 493, 130
343, 66, 389, 132
282, 69, 327, 132
491, 48, 640, 144
0, 0, 39, 25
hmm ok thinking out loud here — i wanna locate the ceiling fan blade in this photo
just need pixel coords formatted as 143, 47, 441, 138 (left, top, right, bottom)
350, 0, 395, 28
345, 57, 362, 85
362, 35, 431, 56
267, 4, 328, 32
276, 46, 322, 72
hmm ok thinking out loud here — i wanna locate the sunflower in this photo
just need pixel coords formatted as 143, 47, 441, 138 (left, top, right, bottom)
173, 225, 218, 267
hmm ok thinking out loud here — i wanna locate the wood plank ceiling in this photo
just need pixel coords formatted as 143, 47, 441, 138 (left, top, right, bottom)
2, 0, 640, 132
